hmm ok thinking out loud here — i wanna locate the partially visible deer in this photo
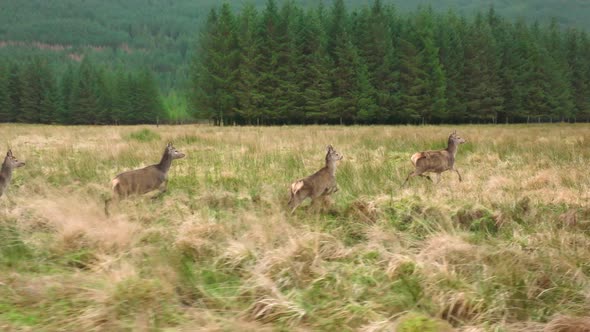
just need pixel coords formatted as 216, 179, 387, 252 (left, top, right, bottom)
104, 142, 185, 216
0, 149, 26, 198
288, 145, 343, 214
402, 131, 466, 186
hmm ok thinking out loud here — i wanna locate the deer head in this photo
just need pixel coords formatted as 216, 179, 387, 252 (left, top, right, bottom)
449, 131, 466, 145
166, 142, 186, 159
326, 145, 343, 163
4, 149, 25, 169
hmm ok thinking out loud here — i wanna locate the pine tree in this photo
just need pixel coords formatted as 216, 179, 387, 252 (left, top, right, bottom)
191, 8, 219, 123
257, 0, 282, 124
438, 12, 467, 123
234, 3, 263, 124
59, 64, 76, 124
19, 59, 45, 123
190, 5, 239, 125
134, 70, 164, 123
39, 80, 61, 124
111, 71, 132, 125
275, 1, 300, 123
327, 0, 362, 124
70, 57, 100, 124
415, 7, 447, 123
0, 63, 12, 122
396, 34, 426, 123
576, 31, 590, 121
211, 3, 239, 125
95, 69, 114, 124
566, 28, 590, 121
498, 20, 528, 122
544, 20, 574, 121
354, 0, 397, 123
294, 8, 332, 123
463, 15, 503, 123
355, 61, 378, 123
7, 64, 22, 123
126, 73, 142, 124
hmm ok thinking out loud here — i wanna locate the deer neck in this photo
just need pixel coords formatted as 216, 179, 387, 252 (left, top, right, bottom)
325, 159, 337, 177
1, 160, 13, 182
157, 151, 173, 174
446, 141, 459, 165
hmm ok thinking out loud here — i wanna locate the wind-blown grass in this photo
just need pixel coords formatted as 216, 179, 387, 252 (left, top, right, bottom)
1, 123, 590, 331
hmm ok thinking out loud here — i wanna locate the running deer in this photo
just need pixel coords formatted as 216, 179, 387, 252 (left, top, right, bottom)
0, 149, 25, 198
288, 145, 343, 214
402, 131, 466, 186
104, 142, 185, 216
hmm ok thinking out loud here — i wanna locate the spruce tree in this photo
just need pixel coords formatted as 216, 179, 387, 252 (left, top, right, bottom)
19, 59, 44, 123
544, 20, 574, 121
0, 63, 12, 122
415, 7, 447, 123
354, 0, 397, 123
211, 3, 239, 125
257, 0, 282, 124
566, 29, 590, 121
439, 12, 467, 123
276, 1, 303, 123
134, 70, 164, 124
327, 0, 362, 124
234, 3, 263, 124
59, 64, 76, 124
294, 8, 332, 123
463, 15, 503, 123
191, 8, 219, 123
396, 34, 426, 123
70, 57, 100, 124
7, 64, 22, 123
111, 71, 132, 125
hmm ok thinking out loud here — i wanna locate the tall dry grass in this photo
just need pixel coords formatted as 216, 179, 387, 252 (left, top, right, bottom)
1, 123, 590, 331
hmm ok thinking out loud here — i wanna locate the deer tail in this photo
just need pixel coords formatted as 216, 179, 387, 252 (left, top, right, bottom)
104, 197, 112, 217
410, 152, 424, 166
290, 180, 304, 195
289, 180, 305, 205
111, 178, 120, 191
104, 178, 120, 217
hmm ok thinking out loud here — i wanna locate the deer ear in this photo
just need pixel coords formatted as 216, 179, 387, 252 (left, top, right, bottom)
7, 149, 12, 157
326, 145, 333, 152
167, 142, 172, 148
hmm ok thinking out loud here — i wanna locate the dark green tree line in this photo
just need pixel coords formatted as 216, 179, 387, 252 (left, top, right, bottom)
0, 58, 165, 125
192, 1, 590, 125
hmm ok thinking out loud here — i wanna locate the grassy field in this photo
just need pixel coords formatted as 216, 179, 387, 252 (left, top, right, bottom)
1, 124, 590, 331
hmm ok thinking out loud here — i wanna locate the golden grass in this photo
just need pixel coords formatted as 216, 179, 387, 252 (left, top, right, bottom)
1, 123, 590, 331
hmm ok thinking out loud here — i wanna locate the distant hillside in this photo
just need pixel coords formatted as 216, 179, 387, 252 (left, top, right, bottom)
1, 0, 587, 47
394, 0, 590, 31
1, 0, 589, 90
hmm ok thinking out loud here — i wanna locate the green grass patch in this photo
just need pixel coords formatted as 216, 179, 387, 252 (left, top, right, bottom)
0, 223, 32, 269
124, 128, 161, 142
0, 303, 40, 327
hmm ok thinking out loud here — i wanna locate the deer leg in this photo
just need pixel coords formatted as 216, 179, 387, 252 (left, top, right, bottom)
288, 190, 307, 215
402, 171, 417, 187
321, 194, 336, 213
324, 185, 339, 196
310, 196, 326, 213
454, 169, 463, 182
419, 174, 432, 182
434, 173, 441, 184
104, 194, 119, 217
289, 197, 303, 214
152, 180, 168, 200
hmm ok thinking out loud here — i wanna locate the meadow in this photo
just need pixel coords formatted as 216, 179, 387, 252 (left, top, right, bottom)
1, 124, 589, 331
